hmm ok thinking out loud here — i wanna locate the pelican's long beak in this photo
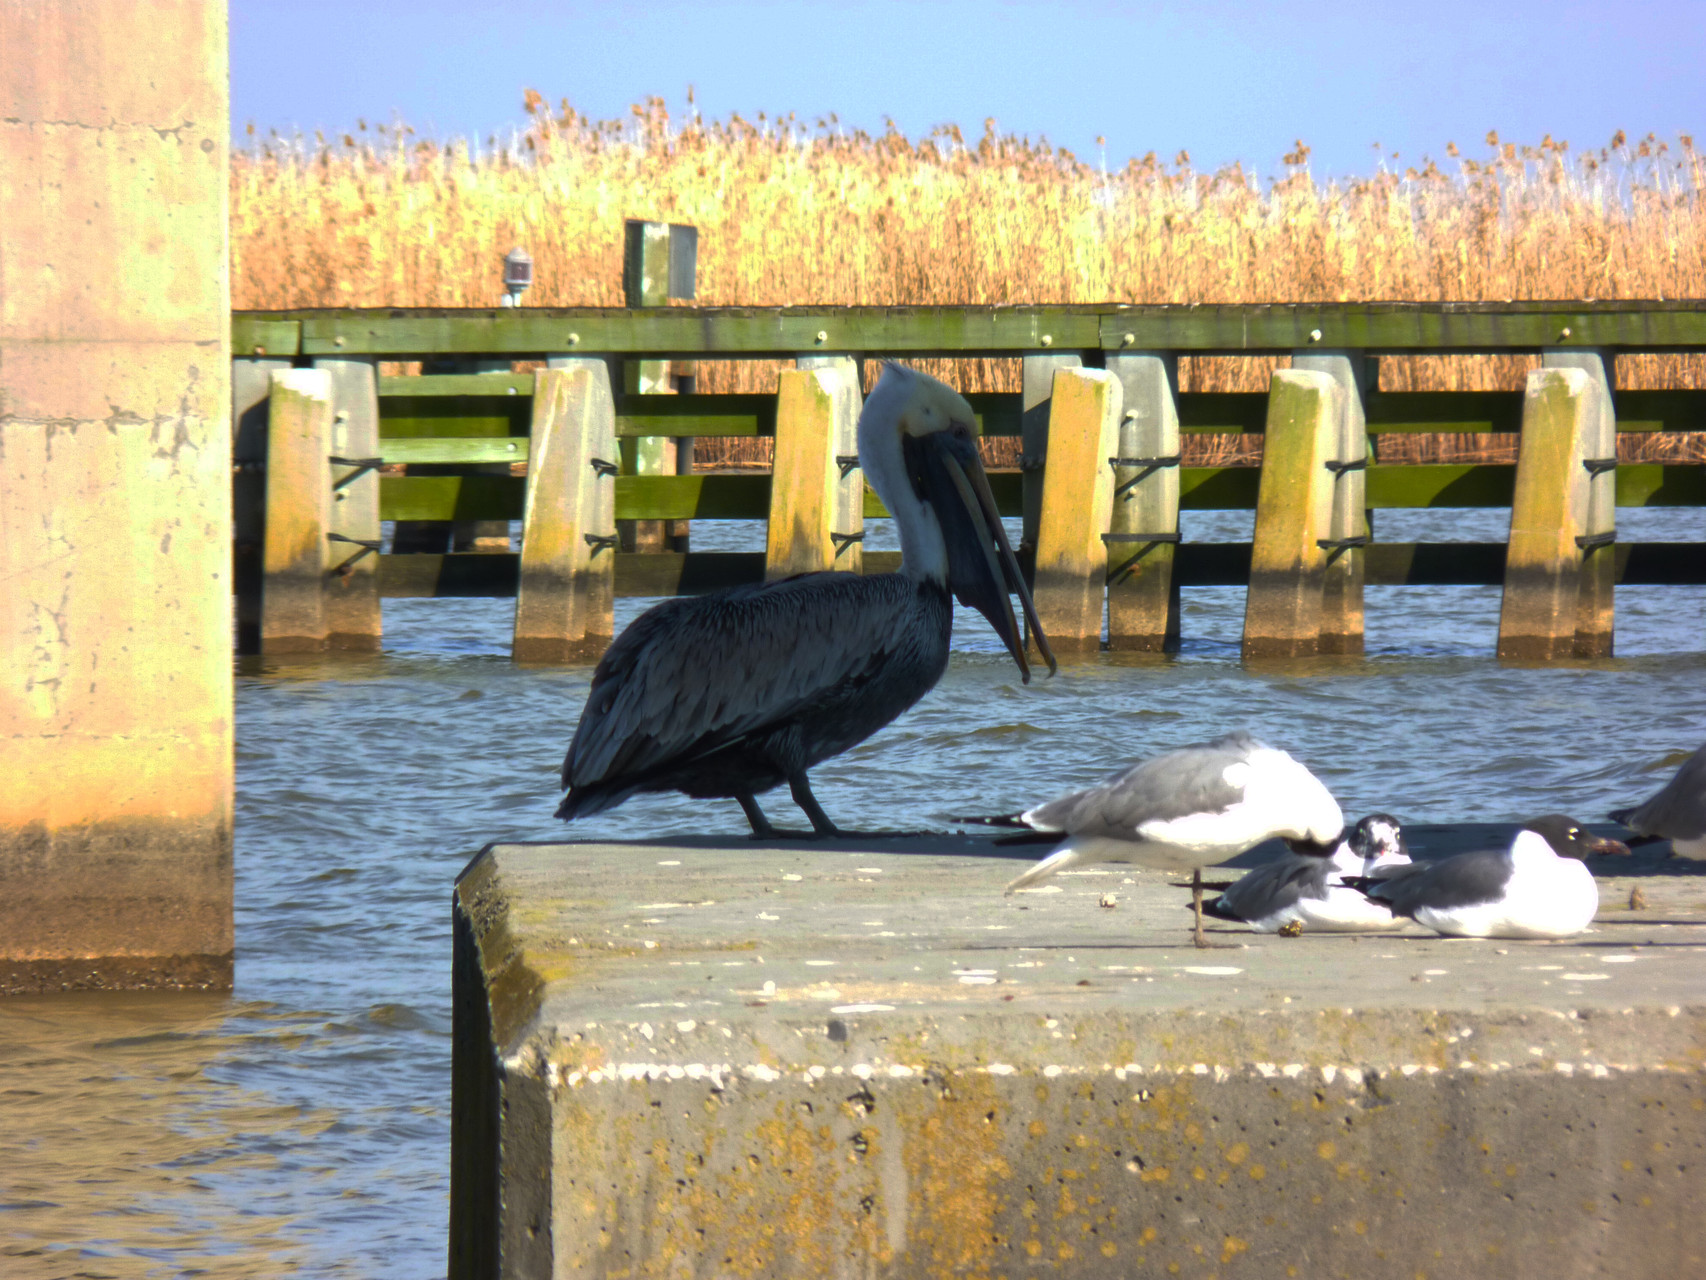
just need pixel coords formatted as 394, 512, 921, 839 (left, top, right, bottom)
905, 426, 1057, 682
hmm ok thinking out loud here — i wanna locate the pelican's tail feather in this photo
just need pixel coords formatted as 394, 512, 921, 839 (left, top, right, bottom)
1004, 844, 1081, 894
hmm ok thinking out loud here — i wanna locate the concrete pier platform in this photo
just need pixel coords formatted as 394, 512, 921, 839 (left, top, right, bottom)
451, 830, 1705, 1279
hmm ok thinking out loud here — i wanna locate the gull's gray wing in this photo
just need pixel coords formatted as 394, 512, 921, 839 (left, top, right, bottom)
563, 573, 918, 791
1614, 743, 1706, 840
1024, 732, 1263, 837
1366, 849, 1515, 917
1214, 855, 1331, 921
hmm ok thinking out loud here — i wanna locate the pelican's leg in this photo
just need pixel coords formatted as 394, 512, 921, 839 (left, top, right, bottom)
788, 773, 843, 839
736, 792, 780, 839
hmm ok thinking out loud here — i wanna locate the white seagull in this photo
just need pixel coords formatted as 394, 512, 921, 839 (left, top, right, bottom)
1205, 812, 1413, 934
1345, 815, 1630, 940
1609, 742, 1706, 860
964, 731, 1345, 948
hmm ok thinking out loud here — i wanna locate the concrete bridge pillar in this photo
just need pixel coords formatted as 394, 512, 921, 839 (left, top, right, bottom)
0, 1, 233, 992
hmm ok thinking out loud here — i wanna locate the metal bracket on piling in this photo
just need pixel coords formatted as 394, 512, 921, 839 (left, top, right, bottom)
1575, 530, 1616, 551
583, 533, 618, 553
830, 530, 865, 557
1324, 458, 1368, 476
1104, 532, 1182, 544
1316, 533, 1371, 566
1019, 453, 1047, 472
326, 531, 383, 576
1110, 454, 1181, 496
329, 455, 385, 490
589, 457, 620, 478
1582, 457, 1619, 476
835, 455, 861, 478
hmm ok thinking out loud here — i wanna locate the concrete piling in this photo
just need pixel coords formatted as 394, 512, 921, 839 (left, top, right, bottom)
1242, 369, 1342, 658
0, 0, 233, 992
1542, 349, 1617, 657
1293, 351, 1371, 654
1104, 353, 1181, 651
1498, 367, 1598, 660
794, 355, 865, 576
261, 370, 336, 653
232, 357, 290, 654
1031, 368, 1122, 650
766, 368, 854, 580
1019, 352, 1084, 561
621, 220, 684, 553
315, 357, 384, 650
515, 362, 618, 661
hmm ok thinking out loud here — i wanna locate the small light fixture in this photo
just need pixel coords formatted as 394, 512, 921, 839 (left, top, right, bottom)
501, 247, 533, 307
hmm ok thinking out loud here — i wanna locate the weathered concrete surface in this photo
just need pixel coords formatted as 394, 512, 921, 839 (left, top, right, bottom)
0, 1, 233, 992
452, 830, 1705, 1279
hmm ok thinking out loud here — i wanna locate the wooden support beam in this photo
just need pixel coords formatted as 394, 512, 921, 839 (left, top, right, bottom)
1104, 352, 1180, 651
1498, 368, 1597, 661
272, 301, 1706, 359
314, 357, 384, 649
765, 367, 855, 580
514, 362, 618, 661
232, 357, 289, 654
796, 355, 865, 575
1293, 351, 1371, 654
262, 370, 335, 653
1020, 353, 1084, 566
1031, 368, 1121, 651
1242, 370, 1342, 659
1543, 349, 1617, 657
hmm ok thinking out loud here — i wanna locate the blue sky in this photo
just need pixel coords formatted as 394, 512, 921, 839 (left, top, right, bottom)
232, 0, 1703, 180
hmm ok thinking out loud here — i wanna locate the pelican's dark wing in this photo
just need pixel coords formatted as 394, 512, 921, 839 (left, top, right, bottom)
563, 573, 920, 798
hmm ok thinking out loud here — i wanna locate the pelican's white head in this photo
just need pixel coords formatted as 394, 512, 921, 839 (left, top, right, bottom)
857, 363, 1054, 680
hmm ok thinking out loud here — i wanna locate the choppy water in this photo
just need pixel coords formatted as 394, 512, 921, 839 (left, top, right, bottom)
2, 508, 1702, 1278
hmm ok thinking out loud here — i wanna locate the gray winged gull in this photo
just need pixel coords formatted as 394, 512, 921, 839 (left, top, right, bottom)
1204, 812, 1412, 933
1343, 815, 1630, 939
1609, 742, 1706, 860
558, 364, 1054, 838
961, 731, 1345, 947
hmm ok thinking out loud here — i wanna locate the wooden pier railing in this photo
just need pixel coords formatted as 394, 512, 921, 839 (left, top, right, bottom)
230, 296, 1706, 663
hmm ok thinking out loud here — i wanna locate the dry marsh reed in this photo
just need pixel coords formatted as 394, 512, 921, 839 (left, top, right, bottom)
232, 96, 1705, 466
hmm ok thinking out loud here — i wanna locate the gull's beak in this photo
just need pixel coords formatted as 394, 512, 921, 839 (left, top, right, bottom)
1585, 833, 1632, 857
905, 426, 1056, 682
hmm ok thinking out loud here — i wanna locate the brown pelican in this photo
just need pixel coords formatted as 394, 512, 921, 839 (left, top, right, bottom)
557, 363, 1055, 837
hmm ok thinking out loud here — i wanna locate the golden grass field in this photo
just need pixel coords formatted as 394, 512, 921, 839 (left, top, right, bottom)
232, 95, 1705, 465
